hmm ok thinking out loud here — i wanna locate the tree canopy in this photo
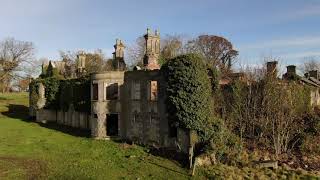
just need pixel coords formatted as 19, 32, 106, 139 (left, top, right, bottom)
185, 35, 238, 75
162, 54, 215, 139
0, 38, 34, 92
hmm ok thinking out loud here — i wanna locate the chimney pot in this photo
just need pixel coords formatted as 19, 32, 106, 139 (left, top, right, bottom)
266, 61, 278, 77
309, 70, 319, 79
287, 65, 296, 75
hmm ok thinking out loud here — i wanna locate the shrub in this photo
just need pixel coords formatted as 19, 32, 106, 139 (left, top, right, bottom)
300, 135, 320, 155
162, 54, 215, 141
162, 54, 242, 164
207, 120, 242, 165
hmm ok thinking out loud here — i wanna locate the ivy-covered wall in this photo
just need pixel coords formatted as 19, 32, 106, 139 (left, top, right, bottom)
29, 76, 91, 113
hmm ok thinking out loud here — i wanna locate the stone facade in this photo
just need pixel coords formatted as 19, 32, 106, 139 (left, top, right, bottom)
31, 29, 320, 156
32, 29, 190, 152
113, 39, 126, 71
76, 52, 86, 75
36, 109, 90, 129
91, 72, 124, 139
143, 28, 160, 70
42, 61, 66, 75
90, 69, 190, 152
282, 65, 320, 107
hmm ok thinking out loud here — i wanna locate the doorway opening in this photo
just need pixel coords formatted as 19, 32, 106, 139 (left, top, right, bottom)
107, 114, 119, 136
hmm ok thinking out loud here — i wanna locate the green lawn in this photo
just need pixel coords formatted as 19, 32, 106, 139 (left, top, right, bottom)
0, 93, 319, 179
0, 93, 191, 179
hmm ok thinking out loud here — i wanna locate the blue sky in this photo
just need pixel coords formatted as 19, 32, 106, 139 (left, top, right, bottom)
0, 0, 319, 69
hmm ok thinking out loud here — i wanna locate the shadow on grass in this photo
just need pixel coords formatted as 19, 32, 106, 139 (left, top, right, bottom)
122, 140, 189, 169
38, 122, 91, 138
1, 104, 30, 121
146, 160, 190, 177
2, 104, 189, 174
148, 147, 189, 168
1, 104, 90, 138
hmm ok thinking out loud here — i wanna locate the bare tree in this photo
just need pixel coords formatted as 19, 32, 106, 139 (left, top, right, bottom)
0, 38, 34, 92
260, 76, 306, 157
301, 56, 320, 73
59, 49, 109, 78
160, 34, 183, 61
127, 36, 145, 67
185, 35, 238, 75
59, 50, 78, 78
222, 60, 309, 157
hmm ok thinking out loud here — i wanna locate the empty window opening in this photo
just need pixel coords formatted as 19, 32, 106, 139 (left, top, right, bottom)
92, 83, 98, 100
169, 125, 177, 138
107, 114, 119, 136
106, 83, 119, 100
132, 82, 141, 100
150, 81, 158, 101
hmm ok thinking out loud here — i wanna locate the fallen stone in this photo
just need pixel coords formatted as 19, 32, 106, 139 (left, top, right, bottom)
254, 160, 278, 169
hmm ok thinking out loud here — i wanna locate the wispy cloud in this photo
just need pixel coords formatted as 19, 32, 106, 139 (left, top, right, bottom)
237, 35, 320, 66
239, 36, 320, 51
284, 4, 320, 20
280, 51, 320, 59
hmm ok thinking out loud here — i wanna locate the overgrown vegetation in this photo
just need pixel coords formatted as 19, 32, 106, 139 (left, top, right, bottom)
163, 54, 214, 139
162, 54, 242, 165
162, 53, 320, 175
58, 77, 91, 112
221, 75, 315, 158
2, 93, 319, 179
30, 71, 91, 112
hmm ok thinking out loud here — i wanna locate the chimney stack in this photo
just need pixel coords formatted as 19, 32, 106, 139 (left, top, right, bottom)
266, 61, 278, 77
287, 65, 296, 76
309, 70, 319, 79
113, 39, 126, 71
143, 28, 160, 70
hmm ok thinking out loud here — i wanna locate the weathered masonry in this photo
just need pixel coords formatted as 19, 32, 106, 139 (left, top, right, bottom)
31, 28, 320, 155
90, 70, 190, 151
31, 28, 192, 153
89, 29, 190, 151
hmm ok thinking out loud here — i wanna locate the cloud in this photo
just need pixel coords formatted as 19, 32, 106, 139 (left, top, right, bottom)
280, 51, 320, 59
236, 35, 320, 67
239, 36, 320, 51
284, 4, 320, 20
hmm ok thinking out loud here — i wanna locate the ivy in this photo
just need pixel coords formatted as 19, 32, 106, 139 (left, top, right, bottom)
43, 77, 60, 109
162, 54, 219, 141
59, 76, 91, 112
29, 76, 91, 112
29, 80, 40, 110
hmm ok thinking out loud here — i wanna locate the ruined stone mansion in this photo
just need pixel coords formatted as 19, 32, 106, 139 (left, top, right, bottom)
31, 29, 320, 154
32, 29, 192, 153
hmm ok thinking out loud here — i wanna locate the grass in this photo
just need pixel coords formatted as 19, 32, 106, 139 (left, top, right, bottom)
0, 93, 190, 179
0, 92, 319, 179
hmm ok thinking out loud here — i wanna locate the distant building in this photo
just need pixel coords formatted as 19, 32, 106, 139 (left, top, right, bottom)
282, 65, 320, 107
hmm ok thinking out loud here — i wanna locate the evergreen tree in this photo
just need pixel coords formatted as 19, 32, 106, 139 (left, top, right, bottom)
163, 54, 216, 140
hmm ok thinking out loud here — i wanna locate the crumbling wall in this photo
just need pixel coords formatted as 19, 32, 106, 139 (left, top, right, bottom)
91, 71, 125, 138
36, 109, 56, 123
121, 70, 190, 152
36, 109, 90, 129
